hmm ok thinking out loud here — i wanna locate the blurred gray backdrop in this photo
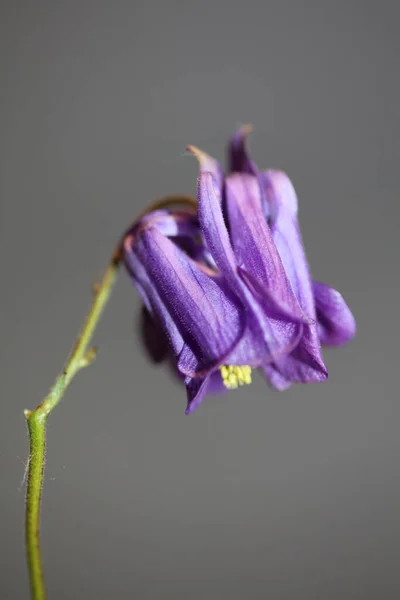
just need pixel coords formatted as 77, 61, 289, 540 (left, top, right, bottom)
1, 1, 399, 599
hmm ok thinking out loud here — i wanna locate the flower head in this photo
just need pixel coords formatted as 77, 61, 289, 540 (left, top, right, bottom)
123, 128, 356, 413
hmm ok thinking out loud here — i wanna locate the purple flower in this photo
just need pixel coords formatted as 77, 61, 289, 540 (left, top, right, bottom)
123, 128, 356, 413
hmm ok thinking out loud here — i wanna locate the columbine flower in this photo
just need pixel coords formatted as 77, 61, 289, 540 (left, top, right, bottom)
123, 128, 355, 413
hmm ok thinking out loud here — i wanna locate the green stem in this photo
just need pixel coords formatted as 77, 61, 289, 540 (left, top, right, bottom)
24, 248, 121, 600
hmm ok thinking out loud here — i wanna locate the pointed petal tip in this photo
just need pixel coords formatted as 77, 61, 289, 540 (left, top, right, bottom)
230, 124, 254, 150
186, 144, 203, 159
186, 146, 224, 190
262, 364, 293, 391
314, 360, 329, 381
185, 396, 200, 415
313, 282, 357, 346
236, 123, 254, 137
229, 125, 257, 175
300, 363, 329, 384
186, 145, 212, 170
320, 366, 329, 380
308, 350, 329, 381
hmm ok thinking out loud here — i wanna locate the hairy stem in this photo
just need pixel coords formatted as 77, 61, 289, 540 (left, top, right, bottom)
24, 248, 121, 600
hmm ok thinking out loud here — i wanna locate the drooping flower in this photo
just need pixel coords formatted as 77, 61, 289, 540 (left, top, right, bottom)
123, 128, 356, 413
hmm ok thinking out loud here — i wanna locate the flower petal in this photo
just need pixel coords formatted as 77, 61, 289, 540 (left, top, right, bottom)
129, 209, 200, 240
262, 364, 293, 391
124, 232, 185, 358
185, 375, 210, 414
261, 170, 327, 382
123, 210, 203, 349
196, 172, 239, 283
313, 281, 356, 346
228, 125, 258, 175
226, 311, 303, 367
197, 171, 304, 365
225, 173, 310, 323
261, 171, 310, 307
273, 334, 328, 383
185, 371, 227, 414
187, 145, 224, 192
127, 224, 246, 378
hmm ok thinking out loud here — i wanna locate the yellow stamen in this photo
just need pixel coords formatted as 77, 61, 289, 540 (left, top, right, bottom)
220, 365, 252, 389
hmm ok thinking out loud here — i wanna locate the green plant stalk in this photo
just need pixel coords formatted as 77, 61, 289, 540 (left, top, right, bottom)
24, 248, 122, 600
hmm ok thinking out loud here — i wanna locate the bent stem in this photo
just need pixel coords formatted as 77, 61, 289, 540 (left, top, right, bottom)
24, 247, 121, 600
24, 194, 197, 600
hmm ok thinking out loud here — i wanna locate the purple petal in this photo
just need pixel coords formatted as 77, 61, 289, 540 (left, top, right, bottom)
185, 370, 227, 415
225, 312, 303, 368
196, 172, 240, 285
225, 173, 310, 324
313, 281, 356, 346
185, 375, 210, 414
261, 171, 310, 311
126, 224, 245, 378
228, 125, 258, 175
273, 333, 328, 383
197, 171, 304, 366
261, 170, 327, 382
123, 210, 202, 353
124, 232, 185, 358
129, 209, 199, 240
187, 145, 224, 193
262, 364, 293, 391
238, 268, 311, 324
206, 370, 228, 395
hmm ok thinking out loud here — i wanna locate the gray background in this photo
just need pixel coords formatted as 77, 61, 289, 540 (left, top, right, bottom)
1, 1, 399, 598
